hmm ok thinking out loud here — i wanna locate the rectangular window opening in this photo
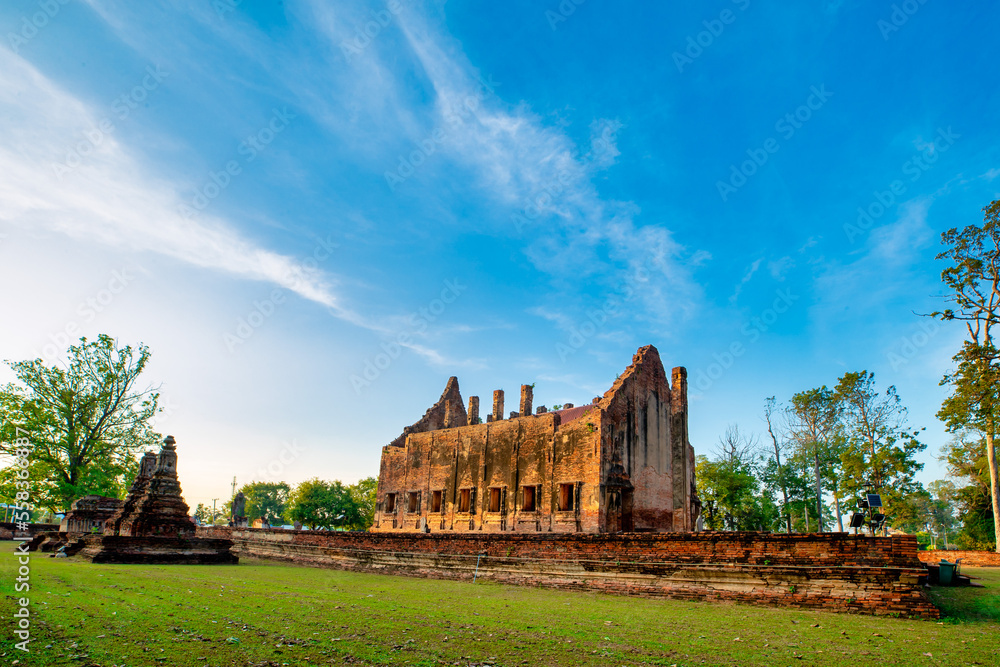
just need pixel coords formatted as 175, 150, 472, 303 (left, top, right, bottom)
385, 493, 396, 513
489, 487, 502, 512
522, 485, 536, 512
558, 483, 575, 511
459, 488, 471, 513
407, 491, 419, 513
432, 490, 443, 513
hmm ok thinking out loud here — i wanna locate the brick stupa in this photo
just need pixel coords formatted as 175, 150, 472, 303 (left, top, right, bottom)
72, 436, 238, 564
104, 438, 198, 538
104, 451, 157, 536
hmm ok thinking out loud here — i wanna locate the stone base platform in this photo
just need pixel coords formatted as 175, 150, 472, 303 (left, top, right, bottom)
74, 535, 238, 564
199, 528, 939, 619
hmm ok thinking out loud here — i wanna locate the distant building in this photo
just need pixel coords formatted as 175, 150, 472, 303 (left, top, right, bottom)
373, 345, 700, 534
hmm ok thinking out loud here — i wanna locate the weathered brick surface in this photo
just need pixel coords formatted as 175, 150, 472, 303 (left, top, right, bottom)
374, 345, 699, 535
0, 522, 60, 539
918, 550, 1000, 567
199, 528, 937, 619
59, 495, 123, 533
75, 535, 238, 564
105, 439, 197, 538
69, 437, 238, 564
387, 377, 467, 449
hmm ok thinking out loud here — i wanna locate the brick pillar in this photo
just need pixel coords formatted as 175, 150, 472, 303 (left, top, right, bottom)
520, 384, 533, 417
468, 396, 479, 425
493, 390, 504, 421
671, 366, 690, 531
444, 400, 454, 429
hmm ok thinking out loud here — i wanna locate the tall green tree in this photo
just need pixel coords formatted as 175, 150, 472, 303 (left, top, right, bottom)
194, 503, 215, 525
347, 477, 377, 530
942, 435, 996, 549
0, 335, 161, 512
238, 481, 290, 526
787, 387, 841, 532
833, 371, 926, 532
763, 397, 793, 532
932, 199, 1000, 552
696, 426, 780, 531
926, 479, 959, 548
287, 478, 363, 530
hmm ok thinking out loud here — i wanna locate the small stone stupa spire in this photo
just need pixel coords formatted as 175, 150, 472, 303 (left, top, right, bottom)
109, 435, 197, 539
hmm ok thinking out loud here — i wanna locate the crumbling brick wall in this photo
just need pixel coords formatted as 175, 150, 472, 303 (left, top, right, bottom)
376, 411, 602, 534
200, 527, 937, 619
386, 376, 467, 449
918, 550, 1000, 567
374, 345, 698, 535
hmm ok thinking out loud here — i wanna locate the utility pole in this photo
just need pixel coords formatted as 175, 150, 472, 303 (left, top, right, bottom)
212, 498, 219, 523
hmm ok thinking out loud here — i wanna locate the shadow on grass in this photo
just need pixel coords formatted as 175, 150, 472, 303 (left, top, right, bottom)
926, 567, 1000, 623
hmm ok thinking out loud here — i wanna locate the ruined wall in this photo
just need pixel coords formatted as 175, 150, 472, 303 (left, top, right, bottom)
598, 346, 691, 532
375, 410, 602, 534
201, 528, 938, 619
0, 522, 60, 539
918, 550, 1000, 567
60, 495, 123, 534
549, 407, 602, 532
374, 345, 696, 534
386, 376, 467, 449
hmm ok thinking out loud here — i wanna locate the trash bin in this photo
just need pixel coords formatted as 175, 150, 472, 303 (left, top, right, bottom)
939, 559, 955, 585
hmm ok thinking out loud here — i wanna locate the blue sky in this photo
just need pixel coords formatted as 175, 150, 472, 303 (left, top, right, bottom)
1, 0, 998, 510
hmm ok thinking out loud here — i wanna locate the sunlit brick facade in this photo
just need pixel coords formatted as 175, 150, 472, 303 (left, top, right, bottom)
373, 345, 700, 533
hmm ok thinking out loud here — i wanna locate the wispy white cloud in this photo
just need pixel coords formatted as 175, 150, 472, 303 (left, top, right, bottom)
59, 0, 704, 362
0, 47, 356, 319
768, 256, 794, 280
810, 198, 936, 342
528, 306, 574, 330
728, 257, 763, 304
386, 6, 704, 324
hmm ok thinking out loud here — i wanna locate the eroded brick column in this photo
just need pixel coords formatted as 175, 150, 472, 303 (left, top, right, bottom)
671, 366, 689, 531
468, 396, 479, 425
520, 384, 533, 417
493, 390, 504, 421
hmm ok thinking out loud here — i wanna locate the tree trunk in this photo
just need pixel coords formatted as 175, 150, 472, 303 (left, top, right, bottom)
833, 490, 844, 532
814, 447, 823, 532
986, 429, 1000, 553
767, 419, 793, 533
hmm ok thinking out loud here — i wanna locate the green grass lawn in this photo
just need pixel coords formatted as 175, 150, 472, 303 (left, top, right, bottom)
1, 543, 998, 667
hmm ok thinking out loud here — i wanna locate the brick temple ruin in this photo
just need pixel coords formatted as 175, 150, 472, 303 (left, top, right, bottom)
197, 344, 939, 618
59, 495, 123, 534
373, 345, 701, 534
31, 436, 237, 564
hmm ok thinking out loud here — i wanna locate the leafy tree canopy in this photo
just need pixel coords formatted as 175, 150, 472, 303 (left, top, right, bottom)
0, 335, 161, 512
287, 478, 364, 530
833, 370, 926, 524
932, 199, 1000, 551
238, 481, 290, 526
